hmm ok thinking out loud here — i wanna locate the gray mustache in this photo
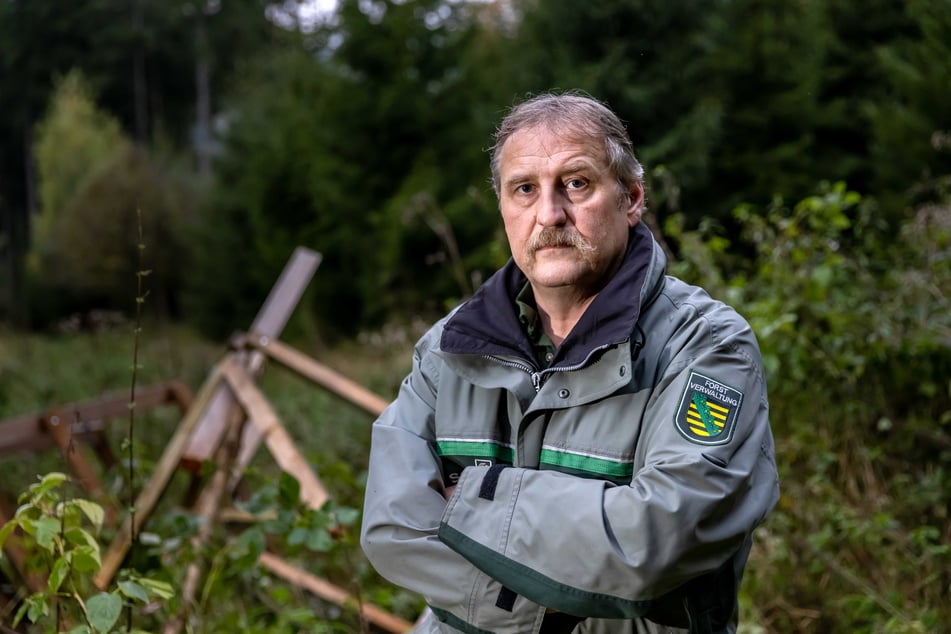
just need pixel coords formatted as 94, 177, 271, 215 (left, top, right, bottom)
528, 228, 594, 255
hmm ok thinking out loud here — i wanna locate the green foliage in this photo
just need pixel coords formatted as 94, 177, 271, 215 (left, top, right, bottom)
32, 145, 191, 322
232, 471, 361, 566
185, 0, 501, 338
667, 183, 951, 632
145, 462, 392, 632
867, 0, 951, 210
32, 70, 126, 239
0, 472, 173, 632
27, 71, 196, 326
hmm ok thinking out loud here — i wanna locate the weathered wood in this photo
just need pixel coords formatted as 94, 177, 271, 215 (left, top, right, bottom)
162, 399, 247, 634
247, 333, 390, 417
181, 247, 321, 468
219, 358, 329, 509
0, 381, 193, 456
42, 413, 107, 499
93, 363, 227, 589
258, 551, 413, 633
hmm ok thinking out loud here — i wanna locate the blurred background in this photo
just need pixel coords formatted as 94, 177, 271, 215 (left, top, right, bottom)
0, 0, 948, 632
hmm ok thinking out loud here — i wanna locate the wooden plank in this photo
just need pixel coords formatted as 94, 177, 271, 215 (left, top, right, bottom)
0, 381, 192, 456
219, 358, 329, 510
42, 413, 106, 499
181, 247, 321, 466
0, 411, 78, 455
247, 334, 390, 417
258, 551, 413, 633
93, 362, 228, 589
162, 403, 247, 634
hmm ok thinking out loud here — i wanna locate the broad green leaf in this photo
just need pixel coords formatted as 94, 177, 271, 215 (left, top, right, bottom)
118, 579, 149, 603
230, 527, 266, 570
306, 528, 333, 552
18, 516, 37, 536
278, 471, 301, 507
71, 544, 102, 573
71, 499, 105, 531
57, 500, 84, 527
65, 525, 99, 548
34, 517, 61, 551
86, 592, 122, 633
48, 556, 70, 592
65, 625, 92, 634
138, 577, 175, 600
0, 519, 17, 548
13, 501, 38, 519
334, 507, 360, 526
15, 593, 49, 625
34, 472, 69, 498
288, 526, 309, 546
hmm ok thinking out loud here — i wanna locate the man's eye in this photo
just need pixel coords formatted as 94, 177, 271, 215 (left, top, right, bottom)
515, 184, 534, 194
566, 178, 587, 189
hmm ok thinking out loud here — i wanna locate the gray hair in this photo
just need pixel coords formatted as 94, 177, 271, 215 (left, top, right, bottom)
489, 91, 645, 197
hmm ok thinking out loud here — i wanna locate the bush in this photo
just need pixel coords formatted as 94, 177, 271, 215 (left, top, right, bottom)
667, 182, 951, 632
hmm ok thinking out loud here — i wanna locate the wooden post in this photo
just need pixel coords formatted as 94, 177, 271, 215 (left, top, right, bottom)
162, 397, 247, 634
181, 247, 321, 470
0, 381, 194, 457
42, 411, 107, 500
219, 357, 329, 510
258, 552, 413, 633
246, 333, 390, 417
94, 362, 228, 589
223, 333, 391, 486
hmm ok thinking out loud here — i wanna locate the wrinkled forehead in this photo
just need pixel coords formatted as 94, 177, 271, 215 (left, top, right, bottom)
500, 123, 610, 168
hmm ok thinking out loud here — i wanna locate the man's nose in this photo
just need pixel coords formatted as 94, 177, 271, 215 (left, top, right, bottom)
536, 186, 568, 226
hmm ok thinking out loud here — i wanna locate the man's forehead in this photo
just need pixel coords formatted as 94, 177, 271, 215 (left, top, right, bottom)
500, 124, 609, 171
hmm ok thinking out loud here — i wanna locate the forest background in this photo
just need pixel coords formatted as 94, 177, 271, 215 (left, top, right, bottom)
0, 0, 949, 632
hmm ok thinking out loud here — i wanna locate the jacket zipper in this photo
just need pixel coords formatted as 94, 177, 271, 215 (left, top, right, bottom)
486, 340, 623, 393
485, 356, 543, 392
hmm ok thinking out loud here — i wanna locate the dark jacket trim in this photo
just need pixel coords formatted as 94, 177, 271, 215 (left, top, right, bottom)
429, 606, 498, 634
441, 224, 655, 368
438, 522, 654, 619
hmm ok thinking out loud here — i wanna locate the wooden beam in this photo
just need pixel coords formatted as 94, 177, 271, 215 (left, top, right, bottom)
93, 363, 227, 589
162, 401, 247, 634
181, 247, 321, 467
42, 413, 107, 499
219, 358, 329, 510
246, 334, 390, 417
258, 552, 412, 633
0, 381, 193, 456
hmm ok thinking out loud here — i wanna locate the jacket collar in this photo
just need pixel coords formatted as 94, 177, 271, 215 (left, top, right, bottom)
441, 222, 665, 368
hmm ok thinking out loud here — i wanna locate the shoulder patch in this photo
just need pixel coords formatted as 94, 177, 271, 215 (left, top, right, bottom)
674, 371, 743, 445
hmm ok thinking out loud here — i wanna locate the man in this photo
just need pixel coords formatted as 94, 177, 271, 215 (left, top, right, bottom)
360, 92, 779, 634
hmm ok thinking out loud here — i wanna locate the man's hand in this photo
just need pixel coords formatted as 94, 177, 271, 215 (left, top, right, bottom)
443, 485, 456, 501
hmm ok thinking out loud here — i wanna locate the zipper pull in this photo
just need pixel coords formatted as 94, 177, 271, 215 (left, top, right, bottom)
531, 372, 542, 392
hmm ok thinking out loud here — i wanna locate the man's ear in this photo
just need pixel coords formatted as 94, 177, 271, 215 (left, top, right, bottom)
624, 183, 645, 227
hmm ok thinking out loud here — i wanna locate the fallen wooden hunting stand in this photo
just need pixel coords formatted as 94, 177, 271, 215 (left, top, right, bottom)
0, 247, 412, 633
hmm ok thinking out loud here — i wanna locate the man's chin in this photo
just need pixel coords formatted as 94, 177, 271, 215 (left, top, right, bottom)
526, 266, 586, 289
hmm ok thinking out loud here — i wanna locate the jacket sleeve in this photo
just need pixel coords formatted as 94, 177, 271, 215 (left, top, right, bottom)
436, 322, 780, 619
360, 326, 545, 630
360, 326, 468, 604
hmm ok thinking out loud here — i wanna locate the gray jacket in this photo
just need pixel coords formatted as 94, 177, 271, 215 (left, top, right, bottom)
361, 223, 780, 634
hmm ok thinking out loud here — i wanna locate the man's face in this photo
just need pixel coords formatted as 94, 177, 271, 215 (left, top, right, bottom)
497, 124, 643, 298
